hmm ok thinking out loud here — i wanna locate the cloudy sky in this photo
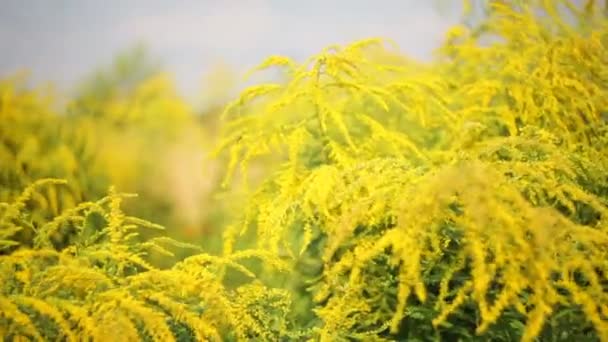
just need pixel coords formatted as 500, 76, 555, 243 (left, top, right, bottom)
0, 0, 462, 98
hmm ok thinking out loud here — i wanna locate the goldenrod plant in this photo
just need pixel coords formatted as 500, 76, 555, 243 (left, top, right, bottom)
68, 46, 208, 230
2, 0, 608, 341
1, 47, 225, 246
0, 75, 109, 219
0, 180, 293, 341
215, 0, 608, 340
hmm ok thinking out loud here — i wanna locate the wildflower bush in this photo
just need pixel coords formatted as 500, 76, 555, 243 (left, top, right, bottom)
1, 0, 608, 341
216, 1, 608, 340
0, 180, 292, 341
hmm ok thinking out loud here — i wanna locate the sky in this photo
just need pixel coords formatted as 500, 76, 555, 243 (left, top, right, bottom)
0, 0, 462, 99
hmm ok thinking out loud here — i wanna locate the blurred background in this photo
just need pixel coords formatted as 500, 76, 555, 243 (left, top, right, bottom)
0, 0, 462, 256
0, 0, 462, 103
